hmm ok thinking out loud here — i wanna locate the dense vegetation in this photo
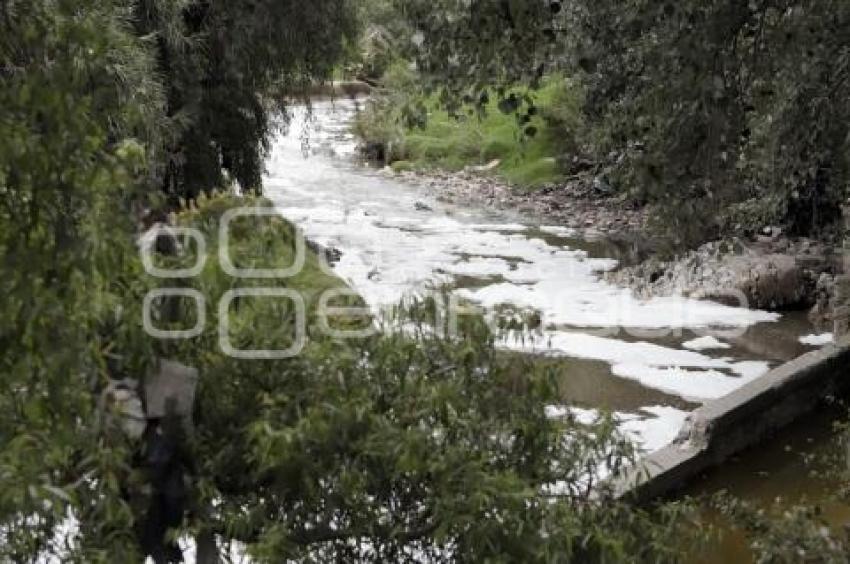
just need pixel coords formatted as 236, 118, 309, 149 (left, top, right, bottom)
156, 195, 698, 562
2, 0, 850, 561
359, 0, 850, 246
354, 69, 582, 186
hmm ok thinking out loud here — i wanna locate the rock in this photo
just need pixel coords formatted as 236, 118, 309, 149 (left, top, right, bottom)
306, 240, 342, 266
399, 155, 645, 237
360, 141, 386, 163
103, 378, 146, 440
568, 156, 595, 174
592, 175, 613, 195
413, 201, 433, 212
761, 226, 783, 240
606, 237, 831, 312
833, 276, 850, 338
145, 359, 198, 430
325, 246, 343, 265
812, 272, 836, 325
738, 255, 803, 309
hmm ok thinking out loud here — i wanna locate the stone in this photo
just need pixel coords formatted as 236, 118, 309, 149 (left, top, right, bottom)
835, 275, 850, 301
145, 359, 199, 424
103, 378, 146, 440
605, 238, 829, 311
745, 255, 804, 308
325, 246, 343, 265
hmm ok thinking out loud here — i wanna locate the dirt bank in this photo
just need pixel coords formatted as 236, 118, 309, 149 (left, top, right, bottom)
389, 168, 648, 237
384, 166, 843, 320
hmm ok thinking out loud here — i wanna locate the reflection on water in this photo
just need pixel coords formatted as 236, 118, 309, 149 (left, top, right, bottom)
685, 403, 850, 562
263, 98, 823, 456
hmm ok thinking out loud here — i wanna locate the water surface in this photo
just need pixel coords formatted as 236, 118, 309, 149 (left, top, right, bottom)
264, 99, 823, 455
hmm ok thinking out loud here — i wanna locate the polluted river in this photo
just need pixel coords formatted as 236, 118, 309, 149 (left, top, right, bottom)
263, 98, 835, 500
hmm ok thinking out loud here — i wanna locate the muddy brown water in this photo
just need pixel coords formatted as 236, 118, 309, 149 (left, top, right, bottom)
684, 402, 850, 562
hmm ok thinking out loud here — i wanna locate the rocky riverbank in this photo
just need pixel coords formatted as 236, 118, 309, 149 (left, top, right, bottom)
382, 165, 844, 321
388, 167, 648, 236
603, 234, 842, 326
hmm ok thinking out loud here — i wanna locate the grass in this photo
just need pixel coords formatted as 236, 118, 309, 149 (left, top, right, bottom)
175, 193, 346, 308
394, 76, 583, 188
167, 193, 370, 353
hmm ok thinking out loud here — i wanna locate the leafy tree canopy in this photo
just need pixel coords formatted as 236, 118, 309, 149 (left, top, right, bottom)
399, 0, 850, 243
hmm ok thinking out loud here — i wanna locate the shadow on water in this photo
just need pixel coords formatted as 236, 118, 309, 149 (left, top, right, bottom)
683, 401, 850, 562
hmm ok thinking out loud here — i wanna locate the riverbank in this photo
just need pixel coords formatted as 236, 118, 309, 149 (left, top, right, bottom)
387, 167, 648, 236
378, 163, 843, 323
604, 235, 842, 324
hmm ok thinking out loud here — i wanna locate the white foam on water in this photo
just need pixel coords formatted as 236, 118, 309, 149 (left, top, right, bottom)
468, 222, 528, 232
500, 331, 770, 402
539, 225, 578, 237
460, 281, 777, 330
441, 256, 513, 277
799, 333, 834, 346
611, 364, 757, 402
619, 406, 690, 454
682, 335, 731, 351
545, 405, 689, 455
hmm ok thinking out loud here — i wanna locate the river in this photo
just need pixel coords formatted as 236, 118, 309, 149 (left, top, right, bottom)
263, 98, 828, 459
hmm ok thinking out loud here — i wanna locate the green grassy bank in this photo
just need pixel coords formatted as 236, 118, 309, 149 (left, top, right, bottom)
354, 73, 584, 189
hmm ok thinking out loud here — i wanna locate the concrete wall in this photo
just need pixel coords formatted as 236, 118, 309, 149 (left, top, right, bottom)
614, 336, 850, 502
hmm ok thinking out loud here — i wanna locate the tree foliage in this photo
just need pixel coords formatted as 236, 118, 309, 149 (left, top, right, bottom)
135, 195, 697, 562
401, 0, 850, 243
0, 1, 696, 558
575, 0, 850, 243
0, 0, 160, 559
0, 0, 356, 559
133, 0, 359, 201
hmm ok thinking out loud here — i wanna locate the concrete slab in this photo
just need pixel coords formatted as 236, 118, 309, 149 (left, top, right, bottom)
614, 337, 850, 501
145, 358, 198, 421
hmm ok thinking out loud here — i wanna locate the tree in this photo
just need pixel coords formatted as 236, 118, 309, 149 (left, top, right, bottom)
132, 0, 360, 202
573, 0, 850, 243
0, 2, 697, 560
350, 0, 415, 83
9, 1, 849, 561
0, 0, 359, 559
400, 0, 850, 244
0, 0, 161, 559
